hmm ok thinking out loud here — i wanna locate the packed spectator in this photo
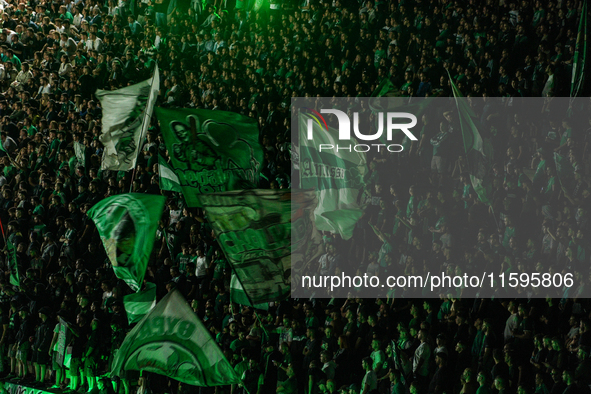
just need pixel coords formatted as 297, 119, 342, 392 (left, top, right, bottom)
0, 0, 588, 394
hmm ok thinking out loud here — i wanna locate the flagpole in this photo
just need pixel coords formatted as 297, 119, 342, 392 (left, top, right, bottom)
129, 166, 136, 193
253, 310, 269, 341
128, 63, 159, 193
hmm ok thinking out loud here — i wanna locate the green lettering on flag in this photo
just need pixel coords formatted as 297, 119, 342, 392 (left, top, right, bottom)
299, 111, 367, 240
199, 189, 323, 305
156, 108, 262, 207
198, 189, 291, 305
87, 193, 166, 292
158, 155, 182, 193
6, 239, 19, 286
124, 282, 157, 324
449, 74, 493, 204
111, 290, 240, 386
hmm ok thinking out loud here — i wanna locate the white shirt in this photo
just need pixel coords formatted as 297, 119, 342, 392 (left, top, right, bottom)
194, 256, 207, 277
504, 313, 519, 341
413, 342, 431, 376
37, 83, 52, 95
85, 37, 104, 52
169, 209, 181, 224
73, 13, 84, 27
361, 370, 377, 392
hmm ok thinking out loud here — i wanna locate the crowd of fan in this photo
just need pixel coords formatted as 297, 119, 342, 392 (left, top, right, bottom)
0, 0, 587, 393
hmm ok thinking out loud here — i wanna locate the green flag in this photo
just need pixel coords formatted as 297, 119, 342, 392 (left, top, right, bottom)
111, 290, 240, 386
87, 193, 166, 292
449, 74, 493, 204
56, 318, 72, 368
97, 66, 160, 171
299, 111, 367, 240
6, 239, 19, 286
123, 282, 157, 324
371, 78, 398, 97
554, 152, 575, 190
571, 0, 588, 98
156, 108, 263, 207
230, 275, 269, 311
158, 155, 182, 193
199, 189, 323, 305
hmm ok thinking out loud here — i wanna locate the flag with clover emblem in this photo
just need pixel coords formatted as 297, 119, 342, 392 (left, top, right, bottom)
156, 108, 263, 207
88, 193, 166, 292
111, 290, 240, 386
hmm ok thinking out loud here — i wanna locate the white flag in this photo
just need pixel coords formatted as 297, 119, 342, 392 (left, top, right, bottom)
97, 66, 160, 171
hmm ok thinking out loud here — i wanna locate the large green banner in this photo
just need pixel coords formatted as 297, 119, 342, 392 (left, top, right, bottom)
199, 189, 292, 304
111, 290, 240, 386
199, 189, 321, 305
156, 108, 263, 207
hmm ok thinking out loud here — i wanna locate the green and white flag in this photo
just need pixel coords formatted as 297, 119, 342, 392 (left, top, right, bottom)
158, 155, 182, 193
199, 189, 322, 305
230, 275, 269, 311
449, 74, 493, 204
56, 318, 72, 368
299, 111, 367, 240
156, 108, 263, 207
87, 193, 166, 292
97, 65, 160, 171
74, 141, 86, 168
123, 282, 157, 324
111, 290, 240, 386
6, 239, 19, 287
571, 0, 588, 99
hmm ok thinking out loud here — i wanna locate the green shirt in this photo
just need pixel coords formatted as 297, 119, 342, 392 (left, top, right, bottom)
9, 55, 21, 71
560, 128, 572, 146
